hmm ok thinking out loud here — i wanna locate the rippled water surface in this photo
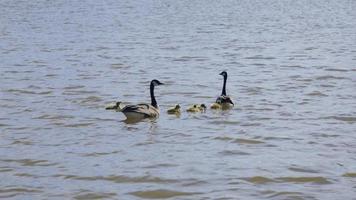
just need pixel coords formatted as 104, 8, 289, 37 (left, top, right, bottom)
1, 0, 356, 199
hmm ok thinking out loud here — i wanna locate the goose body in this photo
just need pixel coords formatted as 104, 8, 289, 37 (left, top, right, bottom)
121, 103, 159, 118
120, 79, 163, 119
211, 71, 234, 109
167, 104, 181, 114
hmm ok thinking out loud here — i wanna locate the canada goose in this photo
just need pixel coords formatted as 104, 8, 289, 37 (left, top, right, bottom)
120, 79, 163, 119
211, 71, 234, 109
187, 104, 206, 113
105, 101, 124, 111
167, 104, 181, 114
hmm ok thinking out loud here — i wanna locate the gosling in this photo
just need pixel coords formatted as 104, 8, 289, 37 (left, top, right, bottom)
105, 101, 123, 111
167, 104, 181, 115
187, 104, 206, 113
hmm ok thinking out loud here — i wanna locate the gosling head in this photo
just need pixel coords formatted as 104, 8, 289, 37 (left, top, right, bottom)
105, 101, 122, 110
115, 101, 122, 108
200, 104, 207, 109
151, 79, 164, 86
175, 104, 181, 109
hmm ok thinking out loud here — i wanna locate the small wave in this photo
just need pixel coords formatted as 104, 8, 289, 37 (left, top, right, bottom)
240, 176, 276, 184
14, 173, 40, 178
244, 55, 276, 60
263, 136, 292, 141
0, 168, 13, 172
34, 114, 74, 120
210, 120, 240, 125
306, 91, 328, 97
110, 63, 129, 69
325, 68, 349, 72
214, 136, 234, 141
323, 116, 356, 123
219, 150, 250, 156
0, 187, 42, 198
280, 65, 305, 69
233, 138, 264, 144
315, 75, 348, 80
172, 56, 208, 62
251, 63, 266, 66
267, 191, 304, 198
62, 90, 97, 95
143, 163, 179, 169
73, 191, 116, 200
342, 173, 356, 177
63, 85, 85, 90
11, 140, 33, 146
288, 167, 319, 173
1, 159, 57, 167
129, 189, 200, 199
276, 176, 331, 184
82, 151, 120, 157
79, 96, 102, 103
0, 123, 10, 127
56, 174, 178, 184
6, 89, 52, 95
63, 123, 94, 128
215, 137, 264, 144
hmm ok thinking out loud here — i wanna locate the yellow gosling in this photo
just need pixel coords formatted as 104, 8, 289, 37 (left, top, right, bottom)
186, 104, 200, 113
167, 104, 181, 114
210, 102, 222, 109
105, 101, 123, 111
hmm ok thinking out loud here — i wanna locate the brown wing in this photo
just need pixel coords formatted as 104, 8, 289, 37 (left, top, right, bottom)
121, 104, 159, 118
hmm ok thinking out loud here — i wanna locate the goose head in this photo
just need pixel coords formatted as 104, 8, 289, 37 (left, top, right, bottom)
219, 71, 227, 77
151, 79, 164, 86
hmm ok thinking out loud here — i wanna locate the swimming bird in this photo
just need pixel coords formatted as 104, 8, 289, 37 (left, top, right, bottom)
105, 101, 124, 111
211, 71, 234, 109
167, 104, 181, 115
210, 102, 222, 109
187, 104, 206, 113
120, 79, 163, 119
199, 104, 207, 112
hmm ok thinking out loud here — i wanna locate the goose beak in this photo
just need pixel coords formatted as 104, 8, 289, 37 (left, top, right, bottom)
228, 99, 234, 105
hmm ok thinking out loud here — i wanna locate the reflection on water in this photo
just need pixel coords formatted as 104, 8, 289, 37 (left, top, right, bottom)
1, 0, 356, 199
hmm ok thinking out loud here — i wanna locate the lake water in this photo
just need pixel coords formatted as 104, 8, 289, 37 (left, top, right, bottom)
1, 0, 356, 199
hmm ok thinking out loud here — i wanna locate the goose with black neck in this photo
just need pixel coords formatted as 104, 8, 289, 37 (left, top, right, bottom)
211, 71, 234, 109
120, 79, 164, 119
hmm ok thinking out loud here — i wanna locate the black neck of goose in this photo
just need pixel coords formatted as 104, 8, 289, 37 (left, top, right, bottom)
221, 74, 227, 96
150, 83, 158, 108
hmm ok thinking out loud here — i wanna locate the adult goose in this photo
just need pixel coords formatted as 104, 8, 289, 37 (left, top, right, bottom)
120, 79, 163, 119
211, 71, 234, 109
